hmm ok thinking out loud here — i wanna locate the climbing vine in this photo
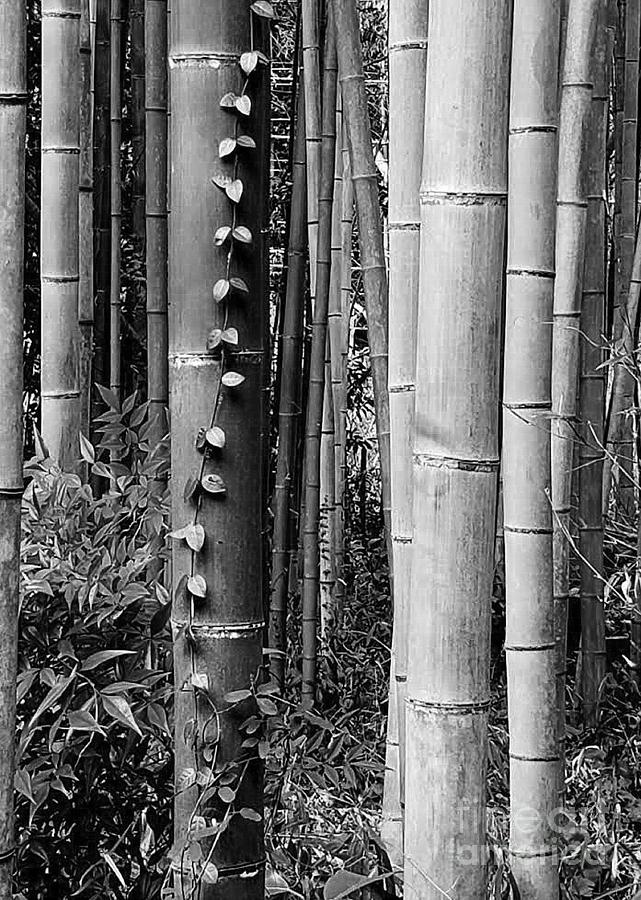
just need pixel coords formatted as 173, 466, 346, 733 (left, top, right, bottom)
163, 3, 274, 898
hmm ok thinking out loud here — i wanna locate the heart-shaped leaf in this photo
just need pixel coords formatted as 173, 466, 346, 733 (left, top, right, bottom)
201, 474, 226, 495
222, 371, 245, 388
186, 524, 205, 552
233, 226, 252, 244
226, 179, 243, 203
213, 279, 230, 302
219, 92, 237, 108
205, 426, 226, 449
211, 173, 232, 190
240, 51, 258, 74
214, 226, 231, 246
207, 329, 223, 350
202, 863, 219, 885
230, 276, 249, 294
191, 672, 209, 690
251, 0, 275, 18
237, 134, 256, 149
219, 137, 236, 158
222, 327, 239, 345
183, 476, 200, 503
187, 575, 207, 598
235, 95, 251, 116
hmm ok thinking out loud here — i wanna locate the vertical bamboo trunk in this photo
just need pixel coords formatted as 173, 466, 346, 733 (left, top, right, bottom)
334, 0, 391, 562
503, 2, 561, 895
169, 0, 270, 894
79, 0, 94, 437
302, 0, 321, 307
301, 18, 338, 704
41, 0, 81, 469
0, 2, 25, 891
340, 125, 352, 530
145, 0, 168, 446
93, 0, 110, 395
384, 0, 427, 850
552, 0, 598, 747
579, 1, 608, 724
611, 1, 625, 341
319, 347, 336, 637
269, 88, 307, 687
110, 0, 122, 400
130, 0, 145, 252
404, 2, 511, 897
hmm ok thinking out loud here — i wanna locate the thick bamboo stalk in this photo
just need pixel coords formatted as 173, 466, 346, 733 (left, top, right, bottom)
168, 0, 270, 894
503, 2, 561, 895
79, 0, 94, 438
130, 0, 145, 252
0, 1, 26, 891
109, 0, 122, 400
319, 348, 336, 636
302, 0, 321, 306
384, 0, 427, 845
552, 0, 598, 754
145, 0, 168, 447
334, 0, 391, 562
404, 2, 511, 897
269, 88, 307, 687
301, 17, 338, 704
579, 1, 609, 725
41, 0, 81, 469
340, 125, 352, 513
93, 0, 110, 395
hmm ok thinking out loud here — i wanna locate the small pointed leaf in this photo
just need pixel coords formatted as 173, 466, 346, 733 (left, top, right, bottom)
256, 51, 270, 65
251, 0, 275, 18
214, 226, 231, 246
235, 95, 251, 116
207, 329, 223, 350
186, 524, 205, 552
226, 179, 243, 203
196, 428, 207, 451
183, 476, 200, 503
222, 327, 239, 346
187, 575, 207, 598
79, 432, 95, 464
191, 672, 209, 690
230, 276, 249, 294
233, 226, 252, 244
212, 173, 232, 190
102, 694, 142, 736
213, 279, 231, 302
219, 92, 237, 108
219, 137, 237, 158
205, 426, 226, 449
236, 134, 256, 149
222, 371, 245, 388
201, 474, 226, 495
240, 51, 258, 74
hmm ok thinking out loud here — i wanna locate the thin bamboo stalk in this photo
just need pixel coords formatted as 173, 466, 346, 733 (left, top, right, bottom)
319, 346, 336, 636
504, 2, 561, 895
579, 0, 609, 725
552, 0, 598, 754
41, 0, 81, 469
333, 0, 391, 563
145, 0, 168, 447
0, 0, 26, 890
110, 0, 122, 400
93, 0, 110, 396
130, 0, 145, 253
404, 1, 511, 896
269, 86, 307, 687
301, 15, 338, 704
384, 0, 427, 847
302, 0, 321, 306
79, 0, 94, 438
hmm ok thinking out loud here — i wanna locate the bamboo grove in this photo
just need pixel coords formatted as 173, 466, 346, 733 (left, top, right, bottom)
3, 0, 641, 896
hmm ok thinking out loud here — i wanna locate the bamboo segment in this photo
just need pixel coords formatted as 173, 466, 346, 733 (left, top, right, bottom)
385, 0, 427, 836
579, 1, 608, 725
552, 0, 598, 749
0, 1, 25, 891
79, 0, 94, 438
334, 0, 391, 562
404, 2, 511, 897
301, 18, 338, 704
319, 347, 336, 636
145, 0, 168, 446
302, 0, 321, 305
93, 0, 110, 395
504, 2, 561, 896
130, 0, 145, 253
110, 0, 122, 400
41, 0, 81, 470
168, 0, 270, 894
269, 88, 307, 687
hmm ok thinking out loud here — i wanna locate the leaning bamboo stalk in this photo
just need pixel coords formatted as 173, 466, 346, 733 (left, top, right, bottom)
301, 17, 338, 704
552, 0, 598, 747
579, 1, 609, 726
109, 0, 122, 400
404, 1, 511, 896
0, 1, 26, 890
504, 2, 561, 894
145, 0, 168, 448
334, 0, 391, 564
383, 0, 427, 847
302, 0, 321, 306
79, 0, 94, 438
41, 0, 82, 469
270, 87, 307, 686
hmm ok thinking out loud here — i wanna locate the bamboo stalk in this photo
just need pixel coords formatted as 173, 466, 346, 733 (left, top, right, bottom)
302, 0, 321, 308
109, 0, 122, 401
301, 14, 338, 704
504, 2, 561, 895
0, 0, 26, 890
145, 0, 168, 448
334, 0, 391, 564
79, 0, 94, 439
404, 2, 511, 896
579, 0, 609, 725
384, 0, 427, 844
130, 0, 145, 255
93, 0, 110, 397
41, 0, 81, 469
319, 344, 336, 637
